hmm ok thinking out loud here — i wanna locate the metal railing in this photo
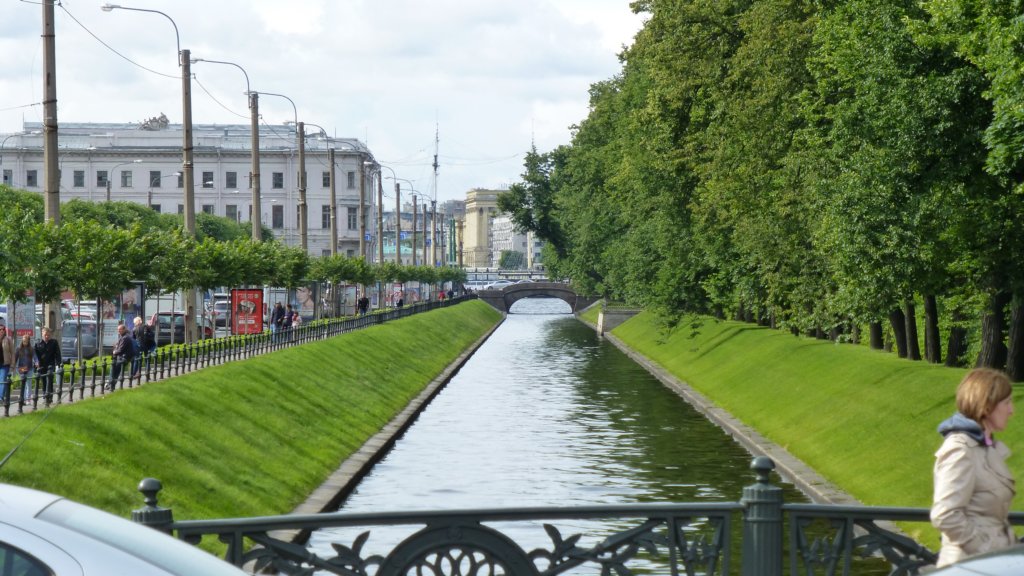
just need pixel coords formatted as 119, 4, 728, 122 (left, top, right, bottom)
0, 295, 476, 416
128, 457, 1009, 576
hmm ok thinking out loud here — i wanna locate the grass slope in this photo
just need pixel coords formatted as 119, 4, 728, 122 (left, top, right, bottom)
611, 313, 1022, 545
0, 301, 502, 524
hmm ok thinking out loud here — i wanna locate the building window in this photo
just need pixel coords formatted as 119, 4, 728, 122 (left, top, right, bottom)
225, 171, 237, 189
202, 171, 214, 188
346, 171, 355, 189
177, 204, 184, 215
272, 172, 283, 189
73, 170, 85, 187
322, 171, 330, 187
151, 204, 161, 213
322, 205, 331, 229
226, 204, 238, 222
272, 205, 284, 229
2, 169, 11, 185
347, 207, 357, 231
97, 170, 108, 188
346, 249, 354, 258
26, 170, 37, 187
120, 170, 133, 188
202, 204, 214, 215
149, 170, 161, 188
322, 249, 331, 257
177, 173, 184, 188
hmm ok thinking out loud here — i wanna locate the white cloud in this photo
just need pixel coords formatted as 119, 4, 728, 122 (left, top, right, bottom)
3, 0, 644, 201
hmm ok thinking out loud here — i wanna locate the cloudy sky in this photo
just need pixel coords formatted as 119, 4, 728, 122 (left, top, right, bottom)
1, 0, 645, 202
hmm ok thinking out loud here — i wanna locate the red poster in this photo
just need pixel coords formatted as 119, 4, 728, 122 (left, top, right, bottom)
231, 289, 264, 335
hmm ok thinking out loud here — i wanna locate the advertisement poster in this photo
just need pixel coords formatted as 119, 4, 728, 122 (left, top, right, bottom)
11, 291, 36, 339
231, 289, 264, 335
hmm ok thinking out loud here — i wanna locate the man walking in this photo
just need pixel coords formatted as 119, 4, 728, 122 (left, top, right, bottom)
106, 323, 133, 391
33, 328, 61, 402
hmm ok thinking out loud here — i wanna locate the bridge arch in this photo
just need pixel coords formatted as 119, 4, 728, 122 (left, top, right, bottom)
475, 282, 599, 313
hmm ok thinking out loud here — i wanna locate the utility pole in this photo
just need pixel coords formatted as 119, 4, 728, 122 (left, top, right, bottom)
394, 182, 401, 265
377, 171, 384, 264
250, 91, 261, 242
297, 121, 307, 252
412, 195, 418, 266
42, 0, 61, 333
358, 163, 366, 260
422, 201, 428, 268
328, 147, 337, 256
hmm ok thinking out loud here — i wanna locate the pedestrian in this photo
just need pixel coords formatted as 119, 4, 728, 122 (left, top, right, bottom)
131, 316, 147, 377
0, 325, 13, 403
106, 323, 133, 391
357, 294, 370, 316
33, 327, 61, 402
931, 367, 1017, 567
270, 302, 285, 342
14, 335, 34, 401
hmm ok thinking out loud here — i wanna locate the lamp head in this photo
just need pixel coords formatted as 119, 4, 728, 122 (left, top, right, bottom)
100, 4, 120, 12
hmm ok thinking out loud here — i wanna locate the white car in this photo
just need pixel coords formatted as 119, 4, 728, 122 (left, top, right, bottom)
484, 280, 515, 290
0, 483, 246, 575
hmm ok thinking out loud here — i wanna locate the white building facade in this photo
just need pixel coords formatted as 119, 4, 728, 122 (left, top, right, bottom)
1, 122, 377, 258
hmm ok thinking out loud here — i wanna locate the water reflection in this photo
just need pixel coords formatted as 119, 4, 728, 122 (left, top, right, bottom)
308, 297, 806, 567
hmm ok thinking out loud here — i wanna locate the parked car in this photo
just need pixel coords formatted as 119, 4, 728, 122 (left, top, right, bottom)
155, 312, 214, 345
61, 320, 100, 361
484, 280, 515, 290
211, 299, 231, 328
154, 312, 186, 346
0, 482, 247, 575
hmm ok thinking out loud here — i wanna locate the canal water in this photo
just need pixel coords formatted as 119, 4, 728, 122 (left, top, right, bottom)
307, 297, 818, 572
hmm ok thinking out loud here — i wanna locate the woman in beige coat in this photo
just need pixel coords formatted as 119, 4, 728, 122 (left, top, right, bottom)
931, 368, 1016, 567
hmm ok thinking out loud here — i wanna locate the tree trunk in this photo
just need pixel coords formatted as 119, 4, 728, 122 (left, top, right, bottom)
889, 308, 908, 358
850, 324, 860, 345
904, 300, 921, 361
1006, 296, 1024, 381
923, 294, 942, 364
869, 322, 884, 350
975, 291, 1010, 369
945, 326, 968, 367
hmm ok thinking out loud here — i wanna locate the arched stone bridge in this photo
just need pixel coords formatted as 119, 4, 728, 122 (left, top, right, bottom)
474, 282, 600, 313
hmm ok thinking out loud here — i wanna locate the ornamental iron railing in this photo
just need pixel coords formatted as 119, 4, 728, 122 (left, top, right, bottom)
131, 457, 1020, 576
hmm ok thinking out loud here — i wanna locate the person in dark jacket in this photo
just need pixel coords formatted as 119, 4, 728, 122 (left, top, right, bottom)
33, 328, 61, 401
106, 323, 133, 391
270, 302, 285, 342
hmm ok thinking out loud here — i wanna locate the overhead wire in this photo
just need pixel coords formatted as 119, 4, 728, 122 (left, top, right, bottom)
58, 3, 178, 80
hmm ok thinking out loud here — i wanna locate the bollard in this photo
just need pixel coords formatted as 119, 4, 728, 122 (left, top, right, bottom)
131, 477, 175, 534
741, 456, 783, 576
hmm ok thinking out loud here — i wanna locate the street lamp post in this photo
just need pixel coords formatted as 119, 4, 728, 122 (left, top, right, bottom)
254, 91, 306, 251
190, 58, 261, 242
105, 159, 142, 202
149, 171, 181, 208
102, 3, 197, 343
379, 166, 403, 265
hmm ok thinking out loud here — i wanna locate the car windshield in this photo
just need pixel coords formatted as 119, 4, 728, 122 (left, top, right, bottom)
37, 499, 244, 575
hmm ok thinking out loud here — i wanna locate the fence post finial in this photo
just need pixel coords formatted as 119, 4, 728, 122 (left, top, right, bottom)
741, 457, 783, 576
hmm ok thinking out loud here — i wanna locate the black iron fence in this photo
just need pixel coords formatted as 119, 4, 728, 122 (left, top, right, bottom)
129, 457, 1019, 576
0, 295, 475, 417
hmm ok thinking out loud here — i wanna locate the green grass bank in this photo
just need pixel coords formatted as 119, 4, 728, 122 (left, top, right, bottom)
0, 300, 502, 524
604, 310, 1024, 546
